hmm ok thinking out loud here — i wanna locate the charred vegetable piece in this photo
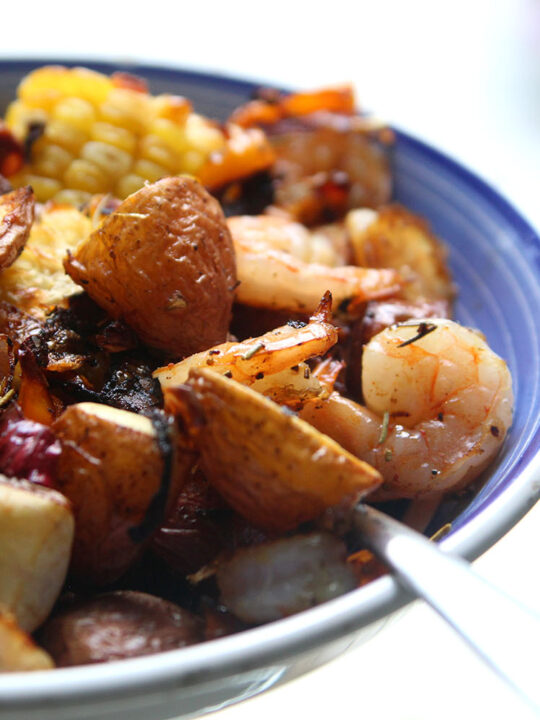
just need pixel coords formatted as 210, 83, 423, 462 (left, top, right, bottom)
0, 475, 74, 632
167, 368, 381, 532
0, 123, 24, 178
0, 411, 61, 487
53, 402, 190, 585
64, 176, 237, 357
0, 204, 91, 318
0, 187, 34, 272
217, 532, 357, 623
0, 613, 54, 672
38, 591, 203, 667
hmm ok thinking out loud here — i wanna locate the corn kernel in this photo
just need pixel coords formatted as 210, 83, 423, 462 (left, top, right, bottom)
153, 94, 191, 124
81, 141, 132, 180
99, 89, 152, 135
181, 149, 205, 175
54, 189, 92, 206
138, 135, 179, 172
133, 158, 167, 183
63, 159, 110, 194
33, 144, 73, 179
19, 66, 113, 107
53, 97, 96, 134
150, 118, 190, 155
22, 174, 61, 202
115, 173, 146, 199
90, 122, 137, 154
185, 114, 225, 154
44, 120, 87, 154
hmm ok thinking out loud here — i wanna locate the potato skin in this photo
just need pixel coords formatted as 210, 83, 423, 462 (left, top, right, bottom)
38, 591, 202, 667
64, 176, 237, 357
0, 187, 34, 272
52, 403, 190, 586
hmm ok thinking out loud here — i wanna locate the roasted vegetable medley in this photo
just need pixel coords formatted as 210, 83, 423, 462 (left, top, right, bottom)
0, 66, 513, 672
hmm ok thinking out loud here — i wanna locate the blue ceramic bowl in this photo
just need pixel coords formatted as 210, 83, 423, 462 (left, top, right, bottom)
1, 60, 539, 720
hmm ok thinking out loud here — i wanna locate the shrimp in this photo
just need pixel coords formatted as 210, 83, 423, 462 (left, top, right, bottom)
346, 205, 455, 304
299, 319, 513, 500
154, 292, 338, 391
228, 215, 403, 315
216, 532, 357, 623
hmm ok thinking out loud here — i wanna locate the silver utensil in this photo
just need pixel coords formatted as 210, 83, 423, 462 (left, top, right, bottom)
354, 504, 540, 714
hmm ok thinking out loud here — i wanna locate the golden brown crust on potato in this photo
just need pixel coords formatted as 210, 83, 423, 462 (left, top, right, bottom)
169, 368, 381, 532
0, 187, 34, 272
64, 176, 237, 357
0, 612, 54, 671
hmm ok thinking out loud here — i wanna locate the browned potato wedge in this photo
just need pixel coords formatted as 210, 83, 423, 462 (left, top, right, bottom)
167, 368, 381, 532
0, 203, 91, 317
38, 591, 202, 667
64, 176, 237, 357
0, 612, 54, 671
0, 187, 34, 271
53, 403, 191, 585
0, 476, 74, 632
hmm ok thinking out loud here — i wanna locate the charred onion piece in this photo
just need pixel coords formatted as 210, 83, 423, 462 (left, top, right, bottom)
0, 187, 34, 272
53, 402, 190, 585
64, 176, 237, 357
167, 368, 381, 532
0, 411, 61, 487
38, 591, 203, 667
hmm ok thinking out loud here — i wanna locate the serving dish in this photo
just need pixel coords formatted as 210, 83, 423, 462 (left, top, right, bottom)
0, 59, 539, 720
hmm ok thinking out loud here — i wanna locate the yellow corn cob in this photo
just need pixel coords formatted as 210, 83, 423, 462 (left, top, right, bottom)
5, 66, 275, 203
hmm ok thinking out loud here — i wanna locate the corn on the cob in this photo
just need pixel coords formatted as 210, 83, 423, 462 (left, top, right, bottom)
5, 66, 275, 203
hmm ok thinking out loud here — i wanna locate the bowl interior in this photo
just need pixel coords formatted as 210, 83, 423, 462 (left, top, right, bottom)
0, 59, 539, 716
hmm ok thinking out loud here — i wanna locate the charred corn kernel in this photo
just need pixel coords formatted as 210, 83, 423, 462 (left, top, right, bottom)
5, 102, 48, 140
181, 149, 206, 175
115, 173, 146, 199
81, 141, 132, 179
19, 66, 113, 107
5, 65, 275, 201
52, 97, 96, 134
64, 159, 110, 194
138, 135, 179, 172
32, 144, 73, 178
54, 189, 92, 206
132, 158, 168, 183
44, 120, 87, 154
152, 94, 192, 123
90, 122, 137, 154
99, 89, 152, 135
22, 174, 61, 201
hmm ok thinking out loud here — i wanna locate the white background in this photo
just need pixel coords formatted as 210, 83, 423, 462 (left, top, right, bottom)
1, 1, 540, 718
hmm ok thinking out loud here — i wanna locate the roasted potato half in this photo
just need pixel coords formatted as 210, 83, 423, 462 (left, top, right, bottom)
0, 476, 74, 632
53, 402, 191, 585
0, 187, 34, 272
167, 368, 382, 532
64, 176, 237, 357
0, 613, 54, 672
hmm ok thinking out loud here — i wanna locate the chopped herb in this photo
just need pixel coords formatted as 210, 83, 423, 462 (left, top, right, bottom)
384, 448, 393, 462
430, 522, 452, 543
287, 319, 307, 329
223, 370, 233, 378
304, 366, 311, 379
397, 322, 437, 348
255, 372, 264, 380
378, 411, 390, 444
241, 341, 264, 360
490, 425, 500, 437
438, 412, 444, 421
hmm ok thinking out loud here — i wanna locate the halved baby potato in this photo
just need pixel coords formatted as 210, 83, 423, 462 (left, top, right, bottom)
166, 368, 382, 532
53, 402, 191, 585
